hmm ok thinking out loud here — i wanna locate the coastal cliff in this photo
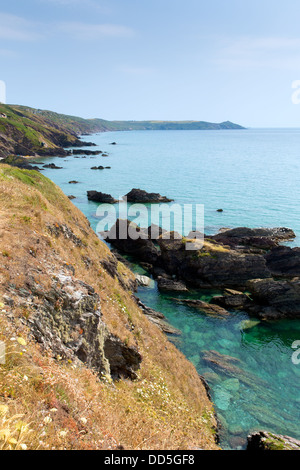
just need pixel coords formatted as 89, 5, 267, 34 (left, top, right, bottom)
0, 104, 95, 160
0, 164, 218, 450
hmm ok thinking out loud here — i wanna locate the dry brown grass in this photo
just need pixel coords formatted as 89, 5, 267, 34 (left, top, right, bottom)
0, 164, 219, 450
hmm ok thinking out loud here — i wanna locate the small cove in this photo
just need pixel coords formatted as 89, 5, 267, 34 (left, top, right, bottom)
36, 128, 300, 449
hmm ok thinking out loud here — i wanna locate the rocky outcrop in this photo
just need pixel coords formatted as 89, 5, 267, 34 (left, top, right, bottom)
157, 277, 188, 292
124, 188, 174, 203
157, 236, 271, 288
91, 166, 111, 170
47, 223, 84, 247
212, 227, 295, 251
1, 155, 42, 171
72, 149, 102, 156
103, 220, 300, 318
136, 300, 181, 335
87, 191, 118, 204
43, 163, 63, 169
265, 246, 300, 278
247, 431, 300, 451
105, 219, 159, 265
25, 272, 141, 380
210, 289, 252, 310
135, 274, 154, 288
100, 255, 137, 292
246, 278, 300, 319
0, 104, 101, 159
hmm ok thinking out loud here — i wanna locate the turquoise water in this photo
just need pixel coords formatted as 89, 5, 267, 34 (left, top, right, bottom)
38, 129, 300, 449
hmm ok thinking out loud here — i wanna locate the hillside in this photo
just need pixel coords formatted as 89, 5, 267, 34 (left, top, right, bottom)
0, 103, 244, 160
0, 164, 218, 450
0, 104, 94, 160
14, 105, 244, 133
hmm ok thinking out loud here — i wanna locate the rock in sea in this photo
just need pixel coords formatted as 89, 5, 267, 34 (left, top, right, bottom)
124, 188, 174, 203
87, 191, 118, 204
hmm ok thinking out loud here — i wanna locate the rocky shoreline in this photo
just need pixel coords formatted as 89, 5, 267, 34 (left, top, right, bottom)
104, 220, 300, 320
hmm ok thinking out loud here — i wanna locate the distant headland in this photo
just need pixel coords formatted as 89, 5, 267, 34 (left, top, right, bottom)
0, 102, 244, 159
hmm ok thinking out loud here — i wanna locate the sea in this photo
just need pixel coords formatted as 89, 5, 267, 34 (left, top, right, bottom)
36, 128, 300, 450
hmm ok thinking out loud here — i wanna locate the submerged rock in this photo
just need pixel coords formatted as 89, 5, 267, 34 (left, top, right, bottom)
201, 350, 267, 389
239, 319, 261, 330
213, 387, 232, 411
172, 299, 230, 317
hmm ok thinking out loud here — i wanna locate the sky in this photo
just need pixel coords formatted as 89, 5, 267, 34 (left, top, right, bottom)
1, 0, 300, 126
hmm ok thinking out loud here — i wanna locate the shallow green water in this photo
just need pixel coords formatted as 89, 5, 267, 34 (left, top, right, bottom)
137, 280, 300, 449
37, 129, 300, 449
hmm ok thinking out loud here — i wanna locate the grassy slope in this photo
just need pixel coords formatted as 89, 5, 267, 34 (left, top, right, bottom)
0, 104, 84, 159
0, 164, 218, 451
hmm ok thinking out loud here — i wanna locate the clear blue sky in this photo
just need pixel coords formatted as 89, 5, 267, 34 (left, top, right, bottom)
1, 0, 300, 126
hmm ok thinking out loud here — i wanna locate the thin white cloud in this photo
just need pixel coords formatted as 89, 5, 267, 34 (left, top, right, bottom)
58, 21, 135, 40
0, 13, 42, 41
215, 36, 300, 70
38, 0, 109, 9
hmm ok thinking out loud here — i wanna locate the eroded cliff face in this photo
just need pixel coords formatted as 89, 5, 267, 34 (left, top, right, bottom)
0, 164, 218, 450
25, 269, 141, 380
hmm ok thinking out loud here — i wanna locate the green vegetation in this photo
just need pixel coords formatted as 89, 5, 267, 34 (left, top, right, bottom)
0, 104, 84, 159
